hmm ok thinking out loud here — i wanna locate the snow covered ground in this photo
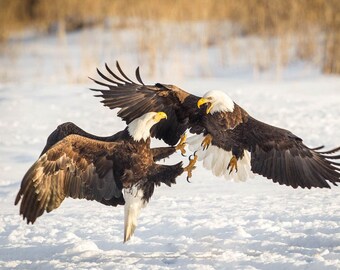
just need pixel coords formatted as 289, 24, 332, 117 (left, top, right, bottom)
0, 25, 340, 269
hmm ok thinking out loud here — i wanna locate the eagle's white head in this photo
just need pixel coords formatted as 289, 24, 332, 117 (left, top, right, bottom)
128, 112, 167, 141
197, 90, 234, 114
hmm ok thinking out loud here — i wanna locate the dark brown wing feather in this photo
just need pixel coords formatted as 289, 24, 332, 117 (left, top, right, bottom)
39, 122, 128, 156
90, 61, 201, 145
39, 122, 177, 163
205, 106, 340, 188
242, 117, 340, 188
15, 135, 124, 224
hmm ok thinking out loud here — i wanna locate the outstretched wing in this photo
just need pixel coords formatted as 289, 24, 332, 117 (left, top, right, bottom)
243, 117, 340, 188
15, 135, 125, 224
40, 122, 126, 156
90, 61, 202, 145
193, 110, 340, 188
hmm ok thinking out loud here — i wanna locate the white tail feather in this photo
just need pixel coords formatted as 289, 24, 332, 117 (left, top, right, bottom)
212, 148, 227, 177
203, 147, 214, 169
187, 134, 254, 182
123, 186, 147, 243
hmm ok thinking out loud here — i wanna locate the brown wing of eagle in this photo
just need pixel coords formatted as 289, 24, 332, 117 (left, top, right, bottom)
89, 62, 203, 145
39, 122, 127, 157
245, 118, 340, 189
39, 122, 179, 163
15, 135, 125, 224
203, 108, 340, 189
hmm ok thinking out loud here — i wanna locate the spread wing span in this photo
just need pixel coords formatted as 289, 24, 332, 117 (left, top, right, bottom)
90, 62, 201, 145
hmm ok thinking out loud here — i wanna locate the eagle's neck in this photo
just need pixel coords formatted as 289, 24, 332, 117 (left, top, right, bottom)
204, 90, 235, 114
210, 101, 235, 114
127, 118, 154, 142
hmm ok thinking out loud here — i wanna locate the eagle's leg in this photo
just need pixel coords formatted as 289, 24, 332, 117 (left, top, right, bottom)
201, 134, 212, 150
227, 148, 244, 174
175, 133, 187, 156
184, 152, 198, 182
227, 155, 238, 174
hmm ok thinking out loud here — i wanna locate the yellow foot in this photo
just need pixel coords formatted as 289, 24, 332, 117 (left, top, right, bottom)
227, 155, 238, 174
184, 152, 198, 182
201, 134, 212, 150
175, 133, 187, 156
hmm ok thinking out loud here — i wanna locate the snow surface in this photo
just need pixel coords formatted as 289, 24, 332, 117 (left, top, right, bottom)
0, 26, 340, 269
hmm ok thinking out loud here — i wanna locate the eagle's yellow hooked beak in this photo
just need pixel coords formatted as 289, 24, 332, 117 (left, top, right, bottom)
197, 98, 213, 114
154, 111, 167, 122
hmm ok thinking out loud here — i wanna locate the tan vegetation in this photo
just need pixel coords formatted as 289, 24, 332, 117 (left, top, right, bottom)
0, 0, 339, 74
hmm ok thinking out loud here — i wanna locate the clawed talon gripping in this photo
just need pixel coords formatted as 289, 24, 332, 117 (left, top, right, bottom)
201, 134, 212, 150
184, 151, 198, 182
175, 134, 187, 156
227, 155, 238, 174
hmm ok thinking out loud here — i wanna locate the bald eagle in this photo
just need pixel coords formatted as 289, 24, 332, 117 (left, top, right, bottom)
90, 62, 340, 189
15, 112, 196, 242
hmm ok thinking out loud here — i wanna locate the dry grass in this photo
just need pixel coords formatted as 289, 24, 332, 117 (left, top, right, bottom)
0, 0, 339, 74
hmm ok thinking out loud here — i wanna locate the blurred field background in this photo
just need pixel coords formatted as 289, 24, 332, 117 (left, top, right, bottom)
0, 0, 339, 82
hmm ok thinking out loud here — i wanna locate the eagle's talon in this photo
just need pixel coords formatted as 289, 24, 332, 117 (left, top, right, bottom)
189, 151, 197, 161
201, 134, 212, 151
175, 134, 187, 156
184, 153, 198, 181
227, 155, 238, 174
